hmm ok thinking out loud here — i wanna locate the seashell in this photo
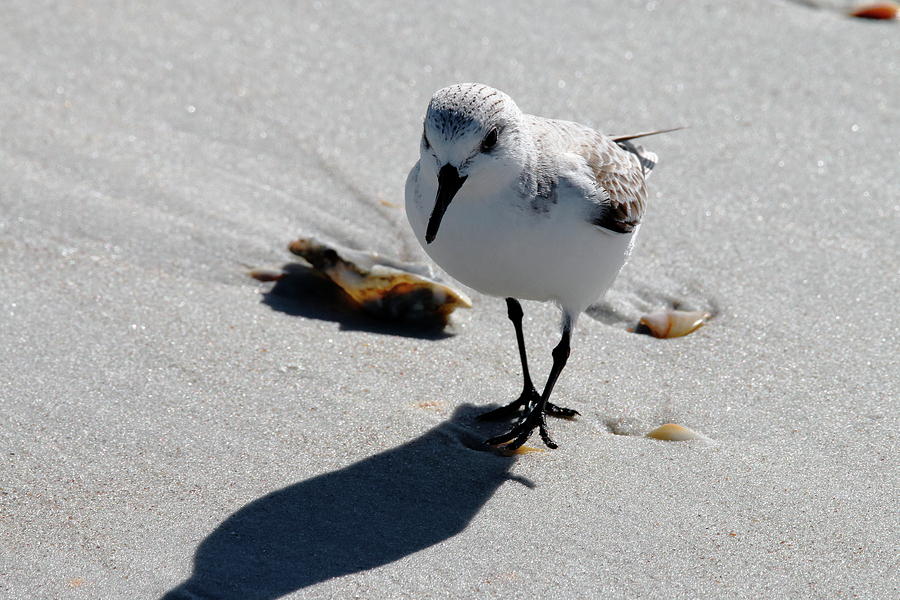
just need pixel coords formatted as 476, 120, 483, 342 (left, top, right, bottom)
637, 309, 709, 339
646, 423, 708, 442
287, 237, 471, 324
849, 3, 898, 19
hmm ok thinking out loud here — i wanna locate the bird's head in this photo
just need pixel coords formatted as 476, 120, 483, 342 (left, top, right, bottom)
419, 83, 529, 244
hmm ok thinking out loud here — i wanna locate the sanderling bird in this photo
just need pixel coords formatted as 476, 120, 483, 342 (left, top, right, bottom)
405, 83, 676, 449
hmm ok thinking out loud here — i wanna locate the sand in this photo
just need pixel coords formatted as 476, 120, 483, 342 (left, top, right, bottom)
2, 1, 897, 598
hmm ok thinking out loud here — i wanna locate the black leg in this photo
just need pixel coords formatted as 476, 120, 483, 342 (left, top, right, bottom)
486, 315, 575, 450
508, 298, 535, 396
478, 299, 536, 420
479, 299, 580, 421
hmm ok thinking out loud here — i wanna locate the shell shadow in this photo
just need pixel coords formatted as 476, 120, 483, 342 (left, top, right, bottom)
161, 404, 527, 600
259, 263, 455, 340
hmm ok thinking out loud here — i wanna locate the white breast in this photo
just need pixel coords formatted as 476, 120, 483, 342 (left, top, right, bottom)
405, 161, 637, 314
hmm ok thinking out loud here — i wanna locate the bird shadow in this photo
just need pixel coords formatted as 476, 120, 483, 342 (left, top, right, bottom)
258, 263, 454, 340
161, 404, 529, 600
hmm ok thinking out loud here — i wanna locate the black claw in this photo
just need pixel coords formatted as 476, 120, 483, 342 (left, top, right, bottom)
485, 401, 563, 450
545, 402, 580, 419
511, 430, 532, 450
539, 424, 558, 449
495, 425, 534, 451
485, 413, 534, 447
478, 388, 542, 421
485, 429, 519, 447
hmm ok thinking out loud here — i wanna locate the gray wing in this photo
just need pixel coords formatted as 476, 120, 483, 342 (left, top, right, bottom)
531, 117, 651, 234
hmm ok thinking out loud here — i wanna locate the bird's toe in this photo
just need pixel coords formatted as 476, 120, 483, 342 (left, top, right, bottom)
545, 402, 580, 420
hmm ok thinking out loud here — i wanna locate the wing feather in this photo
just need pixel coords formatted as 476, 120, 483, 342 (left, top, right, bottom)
529, 117, 650, 234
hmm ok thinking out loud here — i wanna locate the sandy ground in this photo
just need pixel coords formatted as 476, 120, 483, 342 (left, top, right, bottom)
1, 1, 898, 598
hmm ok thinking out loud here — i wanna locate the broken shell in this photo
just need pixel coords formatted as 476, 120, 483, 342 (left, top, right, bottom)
489, 437, 547, 455
287, 237, 471, 325
646, 423, 707, 442
504, 445, 546, 455
850, 3, 898, 20
637, 309, 709, 339
494, 444, 546, 456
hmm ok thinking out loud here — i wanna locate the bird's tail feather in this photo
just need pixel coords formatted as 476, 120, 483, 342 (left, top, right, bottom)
610, 126, 685, 143
612, 127, 683, 178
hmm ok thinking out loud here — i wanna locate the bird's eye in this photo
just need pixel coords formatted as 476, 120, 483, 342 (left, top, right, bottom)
480, 128, 499, 152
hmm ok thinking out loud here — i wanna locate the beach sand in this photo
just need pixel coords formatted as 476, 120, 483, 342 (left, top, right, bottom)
2, 1, 897, 598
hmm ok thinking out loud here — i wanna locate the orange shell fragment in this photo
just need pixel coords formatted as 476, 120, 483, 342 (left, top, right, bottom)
496, 444, 546, 456
850, 3, 898, 20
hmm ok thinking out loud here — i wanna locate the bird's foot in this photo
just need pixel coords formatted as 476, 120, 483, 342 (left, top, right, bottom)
477, 390, 533, 421
486, 401, 559, 450
479, 388, 579, 422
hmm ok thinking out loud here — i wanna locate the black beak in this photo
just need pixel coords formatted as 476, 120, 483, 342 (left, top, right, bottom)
425, 164, 467, 244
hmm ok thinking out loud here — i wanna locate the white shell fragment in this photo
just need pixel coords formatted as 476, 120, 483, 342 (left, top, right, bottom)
638, 309, 710, 339
287, 237, 471, 325
646, 423, 709, 442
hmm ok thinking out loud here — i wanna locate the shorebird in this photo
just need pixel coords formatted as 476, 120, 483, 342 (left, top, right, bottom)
405, 83, 675, 449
